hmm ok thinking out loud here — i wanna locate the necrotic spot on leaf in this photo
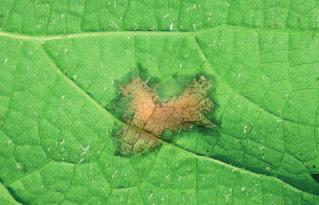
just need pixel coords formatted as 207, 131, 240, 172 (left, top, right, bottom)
115, 76, 214, 155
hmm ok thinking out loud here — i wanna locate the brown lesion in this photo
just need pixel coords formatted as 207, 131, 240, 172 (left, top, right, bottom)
117, 76, 214, 155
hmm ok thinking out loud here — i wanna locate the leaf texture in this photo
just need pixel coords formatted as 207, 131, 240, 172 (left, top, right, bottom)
0, 0, 319, 204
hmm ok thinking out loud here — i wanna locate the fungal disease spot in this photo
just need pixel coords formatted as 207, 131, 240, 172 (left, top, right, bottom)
115, 76, 214, 155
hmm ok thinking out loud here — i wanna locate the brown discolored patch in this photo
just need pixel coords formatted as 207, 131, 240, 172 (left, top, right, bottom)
117, 76, 214, 155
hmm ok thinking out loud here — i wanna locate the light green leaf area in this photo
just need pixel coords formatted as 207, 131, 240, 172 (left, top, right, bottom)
0, 183, 21, 205
0, 0, 319, 204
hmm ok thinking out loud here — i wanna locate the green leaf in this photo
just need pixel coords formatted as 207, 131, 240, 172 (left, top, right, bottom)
0, 0, 319, 204
0, 183, 21, 205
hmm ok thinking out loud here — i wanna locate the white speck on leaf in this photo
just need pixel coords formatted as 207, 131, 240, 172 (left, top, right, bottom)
192, 24, 197, 31
112, 171, 118, 178
243, 124, 250, 134
148, 193, 153, 200
80, 145, 90, 156
16, 163, 22, 170
169, 23, 174, 31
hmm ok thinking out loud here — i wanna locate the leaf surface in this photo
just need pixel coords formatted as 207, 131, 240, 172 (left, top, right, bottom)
0, 0, 319, 204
